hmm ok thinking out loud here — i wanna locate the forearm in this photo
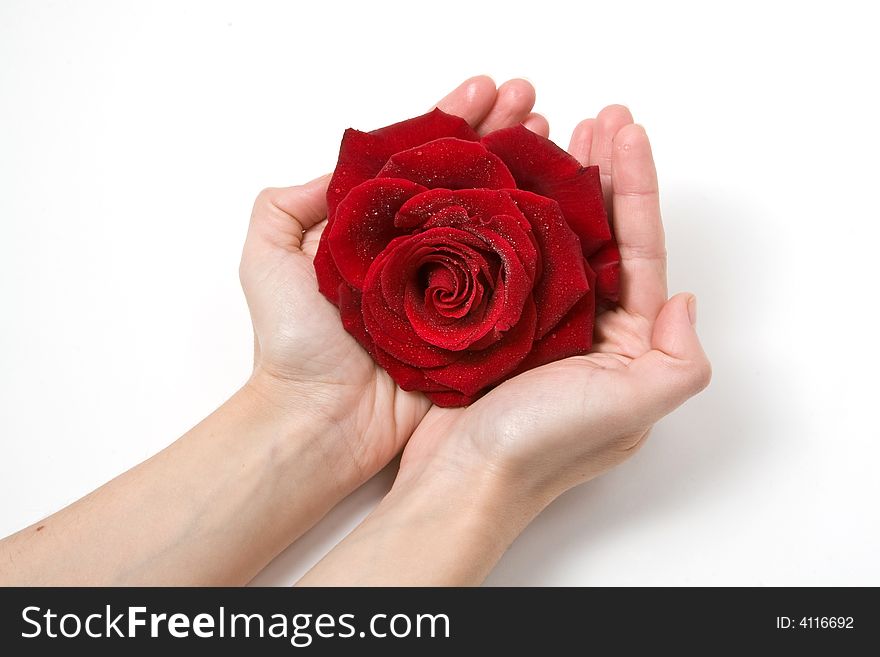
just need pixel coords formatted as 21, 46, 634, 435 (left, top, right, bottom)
0, 377, 359, 586
297, 465, 547, 586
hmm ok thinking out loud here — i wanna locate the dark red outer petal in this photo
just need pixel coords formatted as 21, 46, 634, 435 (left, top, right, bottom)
372, 108, 479, 152
511, 288, 596, 375
337, 284, 374, 352
377, 138, 516, 191
588, 241, 621, 306
425, 297, 537, 397
371, 343, 458, 394
507, 189, 591, 338
425, 389, 477, 407
314, 236, 348, 304
481, 124, 612, 256
326, 109, 479, 223
327, 177, 428, 288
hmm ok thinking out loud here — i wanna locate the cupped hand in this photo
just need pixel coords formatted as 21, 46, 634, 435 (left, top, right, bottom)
238, 77, 546, 478
396, 107, 711, 503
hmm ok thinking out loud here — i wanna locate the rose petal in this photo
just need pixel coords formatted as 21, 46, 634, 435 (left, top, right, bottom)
425, 297, 537, 397
371, 343, 458, 393
314, 236, 348, 304
377, 138, 516, 190
482, 124, 612, 256
395, 188, 460, 229
326, 108, 479, 223
426, 263, 467, 313
425, 389, 477, 407
507, 190, 591, 338
372, 108, 479, 153
512, 288, 596, 375
419, 258, 484, 320
588, 241, 621, 306
327, 178, 428, 288
337, 283, 373, 351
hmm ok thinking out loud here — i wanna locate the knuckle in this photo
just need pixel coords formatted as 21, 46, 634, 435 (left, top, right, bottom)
254, 187, 281, 212
685, 356, 712, 395
251, 188, 271, 214
658, 352, 712, 397
257, 186, 278, 200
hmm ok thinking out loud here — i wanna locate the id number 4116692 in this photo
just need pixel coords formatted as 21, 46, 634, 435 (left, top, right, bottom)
776, 617, 854, 629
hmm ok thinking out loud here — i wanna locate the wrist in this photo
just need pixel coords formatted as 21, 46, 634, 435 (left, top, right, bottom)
397, 421, 561, 523
236, 370, 365, 493
301, 460, 547, 586
390, 452, 551, 553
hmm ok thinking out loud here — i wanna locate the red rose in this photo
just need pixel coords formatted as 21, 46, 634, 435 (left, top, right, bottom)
314, 109, 620, 407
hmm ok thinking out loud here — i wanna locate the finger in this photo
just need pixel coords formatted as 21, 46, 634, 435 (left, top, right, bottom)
246, 174, 331, 251
590, 104, 634, 212
476, 78, 536, 135
612, 123, 667, 319
567, 118, 594, 166
301, 219, 328, 258
433, 75, 498, 128
522, 112, 550, 137
626, 293, 711, 421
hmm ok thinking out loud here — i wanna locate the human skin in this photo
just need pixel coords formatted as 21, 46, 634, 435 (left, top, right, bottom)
298, 110, 712, 586
0, 76, 541, 585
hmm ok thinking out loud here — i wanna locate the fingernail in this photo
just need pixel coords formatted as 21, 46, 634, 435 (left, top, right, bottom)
687, 295, 698, 326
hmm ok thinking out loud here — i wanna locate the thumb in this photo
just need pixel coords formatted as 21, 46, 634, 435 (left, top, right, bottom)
626, 293, 712, 421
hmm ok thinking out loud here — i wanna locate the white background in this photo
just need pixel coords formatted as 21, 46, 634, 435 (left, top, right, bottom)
1, 1, 878, 586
